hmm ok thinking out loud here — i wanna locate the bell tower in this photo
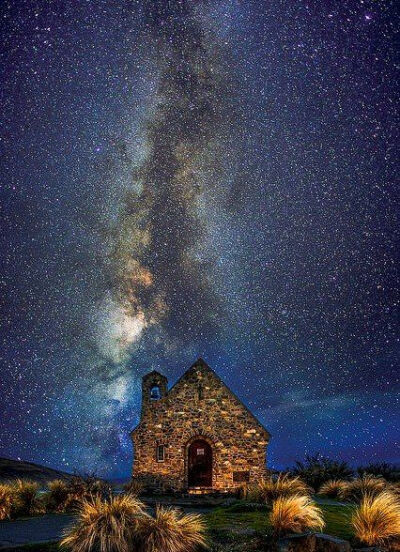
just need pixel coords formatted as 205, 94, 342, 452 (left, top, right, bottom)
141, 370, 168, 416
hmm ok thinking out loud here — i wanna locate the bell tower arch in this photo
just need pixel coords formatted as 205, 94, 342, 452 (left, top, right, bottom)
141, 370, 168, 416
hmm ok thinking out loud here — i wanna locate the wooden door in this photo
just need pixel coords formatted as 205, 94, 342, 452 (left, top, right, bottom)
188, 439, 212, 487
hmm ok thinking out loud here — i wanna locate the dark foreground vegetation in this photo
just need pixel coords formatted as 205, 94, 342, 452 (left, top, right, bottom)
290, 455, 400, 488
0, 457, 399, 552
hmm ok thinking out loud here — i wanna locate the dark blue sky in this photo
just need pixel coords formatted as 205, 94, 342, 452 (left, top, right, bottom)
1, 0, 398, 478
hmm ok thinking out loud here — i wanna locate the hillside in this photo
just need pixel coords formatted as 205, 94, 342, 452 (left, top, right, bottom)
0, 457, 73, 484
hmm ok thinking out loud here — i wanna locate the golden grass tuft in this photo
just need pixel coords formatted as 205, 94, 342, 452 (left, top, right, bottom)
272, 475, 311, 499
61, 494, 145, 552
0, 484, 13, 520
12, 479, 41, 516
62, 498, 207, 552
270, 495, 325, 536
318, 479, 349, 499
388, 482, 400, 498
135, 505, 207, 552
59, 475, 111, 512
123, 479, 144, 497
238, 483, 264, 502
341, 475, 387, 503
45, 479, 70, 512
243, 474, 311, 505
352, 491, 400, 549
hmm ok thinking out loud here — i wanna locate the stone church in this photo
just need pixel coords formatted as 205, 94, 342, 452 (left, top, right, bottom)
131, 358, 270, 492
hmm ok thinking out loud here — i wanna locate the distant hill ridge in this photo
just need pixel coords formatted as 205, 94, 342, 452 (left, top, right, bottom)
0, 457, 73, 484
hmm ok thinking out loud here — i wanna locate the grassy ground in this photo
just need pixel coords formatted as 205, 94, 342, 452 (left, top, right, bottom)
205, 500, 356, 551
0, 500, 355, 552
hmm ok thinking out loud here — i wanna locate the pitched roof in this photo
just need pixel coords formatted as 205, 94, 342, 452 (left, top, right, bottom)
142, 369, 167, 379
169, 358, 271, 438
132, 358, 271, 439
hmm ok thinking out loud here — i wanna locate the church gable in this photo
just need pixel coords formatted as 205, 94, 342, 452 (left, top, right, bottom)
131, 358, 270, 492
166, 358, 270, 438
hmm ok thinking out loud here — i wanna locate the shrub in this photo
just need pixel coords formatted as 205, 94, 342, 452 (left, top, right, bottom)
242, 475, 311, 505
318, 479, 349, 499
123, 479, 144, 497
61, 494, 145, 552
352, 491, 400, 549
12, 479, 41, 516
135, 505, 207, 552
64, 474, 111, 509
44, 479, 70, 512
357, 463, 400, 483
342, 475, 387, 503
291, 454, 353, 490
270, 495, 325, 536
0, 483, 13, 520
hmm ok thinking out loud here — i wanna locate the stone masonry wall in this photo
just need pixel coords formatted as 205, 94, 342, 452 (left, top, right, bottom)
131, 359, 270, 492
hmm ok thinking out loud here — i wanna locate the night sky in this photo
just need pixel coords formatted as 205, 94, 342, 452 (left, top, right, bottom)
1, 0, 399, 479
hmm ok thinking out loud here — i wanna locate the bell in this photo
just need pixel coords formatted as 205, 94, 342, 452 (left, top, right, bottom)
150, 386, 161, 400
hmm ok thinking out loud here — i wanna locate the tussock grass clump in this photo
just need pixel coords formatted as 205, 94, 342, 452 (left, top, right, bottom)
45, 479, 70, 512
62, 498, 207, 552
12, 479, 41, 516
352, 491, 400, 549
123, 479, 144, 497
0, 483, 13, 520
238, 483, 264, 503
318, 479, 349, 499
64, 474, 111, 509
61, 494, 145, 552
389, 482, 400, 498
270, 495, 325, 536
342, 475, 387, 503
242, 474, 311, 505
136, 505, 207, 552
269, 475, 311, 501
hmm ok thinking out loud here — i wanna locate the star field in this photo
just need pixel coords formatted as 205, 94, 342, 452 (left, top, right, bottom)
0, 0, 399, 478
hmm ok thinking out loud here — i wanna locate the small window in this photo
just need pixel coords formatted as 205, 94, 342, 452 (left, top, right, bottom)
233, 471, 250, 483
198, 385, 203, 400
150, 385, 161, 400
156, 445, 165, 462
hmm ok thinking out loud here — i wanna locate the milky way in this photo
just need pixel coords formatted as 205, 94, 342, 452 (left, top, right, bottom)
1, 0, 399, 477
109, 1, 236, 355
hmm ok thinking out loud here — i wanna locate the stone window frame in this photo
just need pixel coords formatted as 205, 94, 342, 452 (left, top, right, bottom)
156, 444, 165, 462
233, 470, 250, 483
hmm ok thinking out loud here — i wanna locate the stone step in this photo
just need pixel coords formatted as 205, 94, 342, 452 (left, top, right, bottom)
187, 487, 214, 495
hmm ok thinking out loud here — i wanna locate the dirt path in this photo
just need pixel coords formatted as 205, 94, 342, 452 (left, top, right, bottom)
0, 503, 214, 548
0, 514, 74, 548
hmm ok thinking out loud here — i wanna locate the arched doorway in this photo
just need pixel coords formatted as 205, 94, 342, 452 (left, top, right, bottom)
188, 439, 212, 487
